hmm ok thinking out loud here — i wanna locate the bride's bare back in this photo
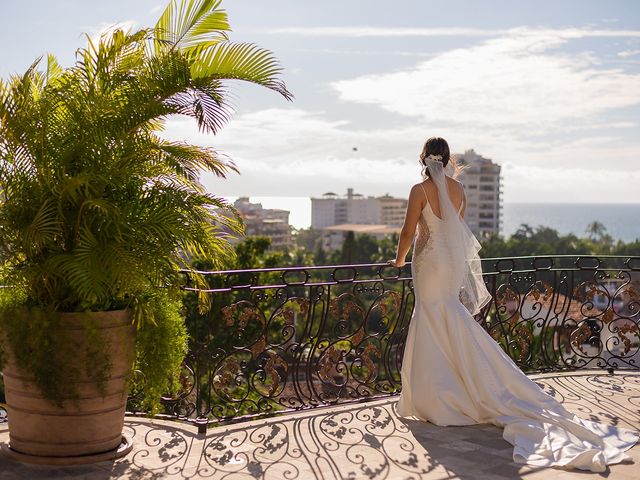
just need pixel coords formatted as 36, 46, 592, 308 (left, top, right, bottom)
419, 176, 465, 219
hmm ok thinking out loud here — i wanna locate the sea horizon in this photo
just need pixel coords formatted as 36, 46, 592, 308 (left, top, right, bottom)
224, 197, 640, 243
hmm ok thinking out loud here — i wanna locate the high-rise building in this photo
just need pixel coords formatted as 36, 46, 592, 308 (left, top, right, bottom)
234, 198, 293, 249
378, 195, 409, 227
311, 188, 381, 229
454, 150, 502, 238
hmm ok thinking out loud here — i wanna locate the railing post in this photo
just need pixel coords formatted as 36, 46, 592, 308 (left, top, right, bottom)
196, 418, 207, 434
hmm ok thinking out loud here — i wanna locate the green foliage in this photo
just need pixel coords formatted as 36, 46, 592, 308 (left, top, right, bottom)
291, 224, 637, 266
130, 290, 188, 414
0, 1, 290, 314
234, 237, 285, 269
338, 231, 357, 264
328, 232, 400, 265
313, 239, 328, 265
613, 239, 640, 256
0, 0, 290, 405
294, 228, 323, 251
479, 223, 637, 258
0, 288, 111, 405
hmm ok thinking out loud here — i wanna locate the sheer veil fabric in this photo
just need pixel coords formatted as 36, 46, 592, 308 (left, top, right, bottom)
397, 157, 638, 472
422, 158, 491, 316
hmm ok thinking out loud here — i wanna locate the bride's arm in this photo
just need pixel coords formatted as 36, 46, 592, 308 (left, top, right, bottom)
390, 185, 424, 268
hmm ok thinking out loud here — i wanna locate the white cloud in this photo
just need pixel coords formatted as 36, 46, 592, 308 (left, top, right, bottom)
331, 31, 640, 134
163, 110, 427, 197
163, 108, 640, 202
503, 164, 640, 204
265, 27, 508, 37
618, 49, 640, 58
264, 26, 640, 39
290, 48, 436, 58
201, 143, 640, 204
164, 109, 425, 163
83, 21, 138, 42
160, 26, 640, 204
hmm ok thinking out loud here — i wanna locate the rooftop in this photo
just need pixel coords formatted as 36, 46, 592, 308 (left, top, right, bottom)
1, 371, 638, 479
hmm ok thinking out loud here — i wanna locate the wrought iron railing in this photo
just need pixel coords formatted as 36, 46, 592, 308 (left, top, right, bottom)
124, 255, 639, 429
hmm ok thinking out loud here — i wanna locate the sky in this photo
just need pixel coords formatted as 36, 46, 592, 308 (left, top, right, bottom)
1, 0, 639, 205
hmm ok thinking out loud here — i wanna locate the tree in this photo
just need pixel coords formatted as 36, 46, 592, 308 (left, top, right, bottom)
313, 238, 328, 265
339, 231, 357, 264
585, 221, 607, 242
375, 233, 399, 263
0, 0, 292, 413
354, 234, 380, 263
513, 224, 535, 241
294, 228, 323, 251
0, 0, 293, 315
613, 239, 640, 256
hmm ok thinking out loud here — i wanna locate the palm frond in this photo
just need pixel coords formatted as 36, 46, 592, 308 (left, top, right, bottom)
155, 0, 230, 53
157, 140, 237, 180
191, 42, 293, 100
22, 198, 60, 257
0, 0, 289, 315
165, 83, 233, 133
45, 54, 64, 83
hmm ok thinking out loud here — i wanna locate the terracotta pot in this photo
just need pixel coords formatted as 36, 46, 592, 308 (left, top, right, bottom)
2, 310, 135, 457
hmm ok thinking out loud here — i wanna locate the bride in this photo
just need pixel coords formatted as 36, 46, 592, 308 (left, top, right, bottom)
388, 137, 638, 472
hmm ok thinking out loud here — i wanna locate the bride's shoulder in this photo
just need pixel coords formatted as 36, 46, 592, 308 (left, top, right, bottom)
407, 182, 427, 202
410, 180, 430, 193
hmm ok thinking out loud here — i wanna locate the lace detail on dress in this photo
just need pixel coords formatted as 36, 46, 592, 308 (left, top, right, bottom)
413, 215, 432, 268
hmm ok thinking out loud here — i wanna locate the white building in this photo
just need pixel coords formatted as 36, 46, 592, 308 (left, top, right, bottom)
454, 150, 502, 238
311, 189, 407, 251
311, 189, 407, 229
378, 195, 408, 228
311, 188, 381, 229
234, 198, 293, 249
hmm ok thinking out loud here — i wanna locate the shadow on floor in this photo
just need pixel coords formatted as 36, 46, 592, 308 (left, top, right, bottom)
0, 372, 638, 479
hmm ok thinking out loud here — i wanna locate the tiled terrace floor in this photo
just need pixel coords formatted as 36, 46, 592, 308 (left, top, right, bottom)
1, 371, 639, 479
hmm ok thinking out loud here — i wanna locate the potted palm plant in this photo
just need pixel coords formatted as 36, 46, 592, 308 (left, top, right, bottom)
0, 0, 291, 462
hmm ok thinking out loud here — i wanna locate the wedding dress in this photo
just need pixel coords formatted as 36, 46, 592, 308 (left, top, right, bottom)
396, 158, 638, 472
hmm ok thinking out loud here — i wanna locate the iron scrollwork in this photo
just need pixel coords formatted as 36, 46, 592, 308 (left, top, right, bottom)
125, 256, 640, 428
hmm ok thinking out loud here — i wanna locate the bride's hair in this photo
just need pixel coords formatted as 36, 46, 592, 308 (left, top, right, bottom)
419, 137, 462, 178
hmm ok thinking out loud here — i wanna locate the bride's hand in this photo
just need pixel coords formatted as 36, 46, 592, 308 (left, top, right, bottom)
387, 259, 406, 268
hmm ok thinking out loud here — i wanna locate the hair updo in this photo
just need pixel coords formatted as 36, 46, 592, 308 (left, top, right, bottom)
419, 136, 460, 178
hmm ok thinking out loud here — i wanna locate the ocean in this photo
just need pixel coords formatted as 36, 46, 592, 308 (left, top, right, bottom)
228, 197, 640, 243
501, 203, 640, 243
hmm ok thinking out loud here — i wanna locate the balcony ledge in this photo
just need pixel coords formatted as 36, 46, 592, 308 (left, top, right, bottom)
1, 370, 638, 479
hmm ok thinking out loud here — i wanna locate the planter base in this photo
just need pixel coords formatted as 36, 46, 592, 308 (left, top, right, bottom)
0, 436, 132, 465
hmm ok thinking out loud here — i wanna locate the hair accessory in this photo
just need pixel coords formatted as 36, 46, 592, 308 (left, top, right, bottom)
427, 154, 443, 161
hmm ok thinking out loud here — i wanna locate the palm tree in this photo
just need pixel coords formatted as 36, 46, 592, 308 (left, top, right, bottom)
0, 0, 292, 319
513, 224, 535, 240
585, 221, 607, 242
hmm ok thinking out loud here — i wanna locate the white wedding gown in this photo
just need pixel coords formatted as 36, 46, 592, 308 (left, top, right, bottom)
397, 190, 639, 472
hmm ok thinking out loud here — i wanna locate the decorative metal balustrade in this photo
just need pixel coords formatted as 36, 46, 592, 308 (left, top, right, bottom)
123, 255, 639, 429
